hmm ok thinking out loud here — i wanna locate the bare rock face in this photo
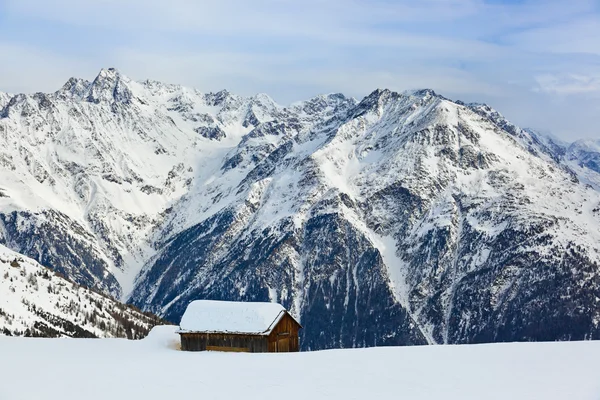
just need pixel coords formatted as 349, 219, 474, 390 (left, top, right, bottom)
1, 69, 600, 348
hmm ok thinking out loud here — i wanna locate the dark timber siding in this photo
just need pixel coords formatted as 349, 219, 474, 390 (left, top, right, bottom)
180, 332, 268, 352
180, 312, 302, 352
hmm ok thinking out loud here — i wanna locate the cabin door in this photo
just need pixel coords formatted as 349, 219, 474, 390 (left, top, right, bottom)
276, 336, 290, 352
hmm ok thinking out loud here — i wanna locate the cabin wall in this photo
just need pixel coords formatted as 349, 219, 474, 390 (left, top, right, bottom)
180, 333, 268, 352
267, 313, 300, 352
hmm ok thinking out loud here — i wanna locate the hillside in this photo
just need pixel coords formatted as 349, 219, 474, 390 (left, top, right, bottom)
0, 327, 599, 400
0, 245, 163, 338
1, 68, 600, 348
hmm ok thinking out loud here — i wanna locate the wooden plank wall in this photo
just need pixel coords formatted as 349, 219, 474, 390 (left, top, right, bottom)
180, 333, 268, 352
267, 313, 300, 352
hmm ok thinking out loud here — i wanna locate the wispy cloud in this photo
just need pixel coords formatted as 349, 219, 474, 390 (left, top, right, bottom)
535, 73, 600, 95
0, 0, 598, 139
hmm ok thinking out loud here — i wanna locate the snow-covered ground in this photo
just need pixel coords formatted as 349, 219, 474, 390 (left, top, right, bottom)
1, 326, 598, 400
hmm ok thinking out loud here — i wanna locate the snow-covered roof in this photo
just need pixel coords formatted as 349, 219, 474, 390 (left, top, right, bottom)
178, 300, 299, 335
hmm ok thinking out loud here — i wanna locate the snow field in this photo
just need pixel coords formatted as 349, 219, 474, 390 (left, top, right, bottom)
0, 326, 599, 400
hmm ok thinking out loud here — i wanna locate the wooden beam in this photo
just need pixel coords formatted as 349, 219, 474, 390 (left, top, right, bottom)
206, 346, 250, 353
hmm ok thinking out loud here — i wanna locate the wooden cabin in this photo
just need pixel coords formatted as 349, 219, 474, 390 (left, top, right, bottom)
177, 300, 302, 353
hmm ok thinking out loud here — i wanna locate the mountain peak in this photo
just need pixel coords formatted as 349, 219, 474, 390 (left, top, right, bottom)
351, 89, 404, 117
369, 88, 393, 97
97, 67, 121, 78
362, 88, 397, 103
204, 89, 234, 106
251, 92, 277, 106
289, 92, 357, 117
57, 77, 91, 100
405, 88, 438, 99
85, 67, 133, 104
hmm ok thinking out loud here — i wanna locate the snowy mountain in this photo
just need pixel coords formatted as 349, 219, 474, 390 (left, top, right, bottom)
566, 140, 600, 171
0, 244, 163, 338
1, 68, 600, 348
514, 127, 600, 189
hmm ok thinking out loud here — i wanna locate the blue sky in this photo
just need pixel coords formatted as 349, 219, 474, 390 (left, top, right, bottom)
0, 0, 598, 140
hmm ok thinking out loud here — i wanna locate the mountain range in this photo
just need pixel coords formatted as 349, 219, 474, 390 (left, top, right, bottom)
1, 68, 599, 348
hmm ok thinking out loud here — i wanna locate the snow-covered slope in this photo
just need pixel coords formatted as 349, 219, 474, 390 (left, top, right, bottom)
1, 69, 600, 349
130, 88, 600, 348
0, 92, 11, 109
514, 127, 600, 189
0, 69, 354, 300
1, 327, 599, 400
0, 245, 163, 338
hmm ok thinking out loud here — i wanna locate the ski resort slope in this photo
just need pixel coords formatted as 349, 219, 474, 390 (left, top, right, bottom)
0, 326, 598, 400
